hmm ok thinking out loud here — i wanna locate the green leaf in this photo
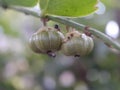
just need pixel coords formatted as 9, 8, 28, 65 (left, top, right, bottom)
39, 0, 98, 17
1, 0, 38, 7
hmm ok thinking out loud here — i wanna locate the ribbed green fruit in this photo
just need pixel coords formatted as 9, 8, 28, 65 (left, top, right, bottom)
29, 27, 64, 55
61, 31, 94, 56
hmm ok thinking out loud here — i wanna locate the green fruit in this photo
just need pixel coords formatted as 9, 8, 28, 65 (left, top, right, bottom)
29, 27, 64, 56
61, 31, 94, 56
29, 33, 42, 53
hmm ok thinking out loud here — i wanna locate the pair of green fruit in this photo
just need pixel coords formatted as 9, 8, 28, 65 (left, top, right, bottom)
29, 26, 94, 57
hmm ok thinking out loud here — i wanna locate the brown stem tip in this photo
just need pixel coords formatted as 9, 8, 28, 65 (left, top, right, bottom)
47, 51, 56, 57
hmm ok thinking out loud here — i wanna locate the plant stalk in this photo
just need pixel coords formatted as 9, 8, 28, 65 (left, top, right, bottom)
0, 5, 120, 50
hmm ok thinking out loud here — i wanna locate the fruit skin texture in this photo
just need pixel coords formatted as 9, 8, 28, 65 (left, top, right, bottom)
61, 31, 94, 56
29, 27, 64, 54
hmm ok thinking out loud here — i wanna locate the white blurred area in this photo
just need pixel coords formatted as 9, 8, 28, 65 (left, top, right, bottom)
105, 21, 120, 39
0, 26, 24, 54
43, 76, 56, 89
30, 3, 41, 14
95, 1, 106, 15
59, 71, 75, 87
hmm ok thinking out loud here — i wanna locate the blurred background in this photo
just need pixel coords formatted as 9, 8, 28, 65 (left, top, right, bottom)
0, 0, 120, 90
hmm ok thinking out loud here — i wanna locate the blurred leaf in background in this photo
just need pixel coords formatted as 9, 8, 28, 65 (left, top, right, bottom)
0, 0, 38, 7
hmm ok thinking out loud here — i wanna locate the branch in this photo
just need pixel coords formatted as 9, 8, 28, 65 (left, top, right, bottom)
0, 5, 120, 50
48, 16, 120, 50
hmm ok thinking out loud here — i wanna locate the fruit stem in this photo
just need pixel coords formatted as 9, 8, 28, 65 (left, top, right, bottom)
41, 16, 49, 26
84, 26, 92, 37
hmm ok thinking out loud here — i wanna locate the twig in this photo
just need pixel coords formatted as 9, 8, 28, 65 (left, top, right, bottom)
0, 5, 120, 50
